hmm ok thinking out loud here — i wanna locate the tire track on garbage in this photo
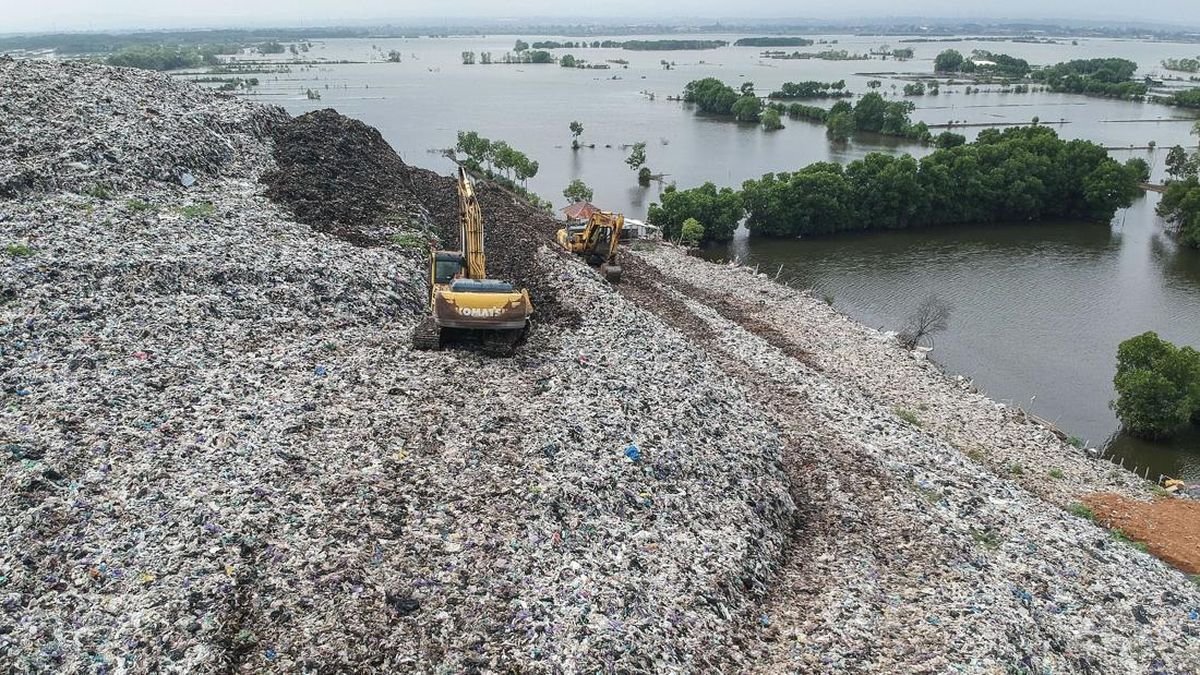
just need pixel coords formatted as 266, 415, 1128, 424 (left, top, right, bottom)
615, 254, 1200, 672
615, 265, 940, 669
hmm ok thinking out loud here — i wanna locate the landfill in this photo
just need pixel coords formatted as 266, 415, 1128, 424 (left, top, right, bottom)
2, 57, 1199, 673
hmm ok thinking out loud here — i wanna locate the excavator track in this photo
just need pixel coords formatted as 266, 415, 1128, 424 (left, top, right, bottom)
411, 318, 442, 351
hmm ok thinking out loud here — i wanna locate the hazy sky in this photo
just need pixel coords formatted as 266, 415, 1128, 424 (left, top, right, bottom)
5, 0, 1199, 33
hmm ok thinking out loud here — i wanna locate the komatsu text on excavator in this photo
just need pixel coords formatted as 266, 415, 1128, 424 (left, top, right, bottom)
556, 210, 624, 283
411, 167, 533, 355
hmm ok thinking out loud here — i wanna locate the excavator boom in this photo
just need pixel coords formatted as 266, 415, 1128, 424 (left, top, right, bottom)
458, 166, 487, 280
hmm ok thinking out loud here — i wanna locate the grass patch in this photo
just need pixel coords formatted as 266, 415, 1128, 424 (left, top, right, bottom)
1068, 502, 1096, 521
322, 342, 338, 352
907, 477, 943, 504
86, 183, 113, 200
1110, 529, 1149, 553
126, 198, 156, 213
388, 232, 427, 248
1149, 484, 1171, 498
1009, 463, 1024, 476
970, 528, 1001, 550
180, 202, 216, 219
894, 407, 922, 427
1067, 436, 1085, 448
1190, 575, 1200, 587
1048, 468, 1065, 479
5, 243, 33, 257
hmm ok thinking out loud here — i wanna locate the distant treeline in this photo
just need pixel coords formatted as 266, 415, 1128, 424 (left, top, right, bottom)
622, 40, 727, 50
1161, 57, 1200, 73
933, 49, 1031, 78
1031, 58, 1147, 99
767, 80, 851, 99
106, 44, 233, 70
1162, 89, 1200, 108
1, 29, 355, 54
734, 37, 815, 47
520, 38, 726, 51
648, 126, 1142, 243
762, 49, 869, 61
683, 78, 930, 143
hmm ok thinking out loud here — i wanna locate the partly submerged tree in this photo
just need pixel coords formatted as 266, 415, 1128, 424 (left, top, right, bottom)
761, 107, 784, 131
626, 142, 647, 172
562, 178, 594, 203
1112, 332, 1200, 438
899, 295, 952, 350
569, 120, 584, 149
680, 217, 705, 246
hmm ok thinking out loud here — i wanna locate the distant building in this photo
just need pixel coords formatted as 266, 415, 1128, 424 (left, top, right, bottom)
561, 201, 600, 221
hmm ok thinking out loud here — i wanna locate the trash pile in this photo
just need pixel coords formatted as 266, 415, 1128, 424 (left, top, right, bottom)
629, 246, 1200, 672
263, 109, 431, 247
0, 58, 285, 198
5, 57, 1197, 674
0, 59, 794, 672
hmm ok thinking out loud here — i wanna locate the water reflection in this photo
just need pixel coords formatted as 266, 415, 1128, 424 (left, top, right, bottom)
705, 213, 1200, 480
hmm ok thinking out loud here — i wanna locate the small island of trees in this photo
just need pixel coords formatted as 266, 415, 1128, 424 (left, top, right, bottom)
734, 37, 815, 47
1030, 58, 1147, 99
648, 126, 1142, 244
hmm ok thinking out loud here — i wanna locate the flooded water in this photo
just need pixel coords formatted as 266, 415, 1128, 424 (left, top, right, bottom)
201, 33, 1200, 478
706, 194, 1200, 481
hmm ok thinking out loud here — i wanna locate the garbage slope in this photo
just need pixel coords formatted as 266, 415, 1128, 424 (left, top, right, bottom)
0, 59, 794, 672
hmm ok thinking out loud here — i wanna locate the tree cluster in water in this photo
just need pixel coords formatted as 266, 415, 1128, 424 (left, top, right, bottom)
648, 126, 1143, 243
1159, 138, 1200, 249
1113, 332, 1200, 440
1030, 58, 1147, 99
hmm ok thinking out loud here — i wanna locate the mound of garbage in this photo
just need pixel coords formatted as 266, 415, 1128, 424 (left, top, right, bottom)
1, 59, 794, 672
0, 57, 285, 198
263, 109, 427, 247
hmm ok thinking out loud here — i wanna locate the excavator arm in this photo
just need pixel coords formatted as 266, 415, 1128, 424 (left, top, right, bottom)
457, 166, 486, 280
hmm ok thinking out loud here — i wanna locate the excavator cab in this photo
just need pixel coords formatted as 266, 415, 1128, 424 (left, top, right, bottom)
556, 210, 624, 282
411, 169, 533, 355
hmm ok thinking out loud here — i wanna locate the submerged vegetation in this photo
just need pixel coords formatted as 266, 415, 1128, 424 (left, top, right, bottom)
1112, 332, 1200, 439
1031, 58, 1147, 99
1159, 137, 1200, 248
734, 37, 815, 47
767, 80, 851, 100
648, 126, 1141, 242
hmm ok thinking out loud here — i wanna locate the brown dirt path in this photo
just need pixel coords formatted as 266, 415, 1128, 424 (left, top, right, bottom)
1082, 493, 1200, 574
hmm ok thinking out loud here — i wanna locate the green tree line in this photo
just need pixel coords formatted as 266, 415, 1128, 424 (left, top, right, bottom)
455, 131, 540, 187
1161, 57, 1200, 73
1030, 58, 1147, 99
648, 126, 1141, 243
106, 43, 240, 70
734, 37, 815, 47
1158, 137, 1200, 248
767, 80, 851, 99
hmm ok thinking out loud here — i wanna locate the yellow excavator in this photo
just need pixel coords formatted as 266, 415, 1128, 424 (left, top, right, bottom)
556, 210, 624, 282
411, 167, 533, 354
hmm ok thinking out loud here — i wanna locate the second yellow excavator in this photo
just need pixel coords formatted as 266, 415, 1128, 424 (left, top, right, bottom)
556, 210, 624, 283
411, 167, 533, 355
